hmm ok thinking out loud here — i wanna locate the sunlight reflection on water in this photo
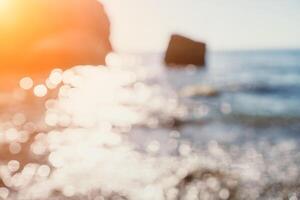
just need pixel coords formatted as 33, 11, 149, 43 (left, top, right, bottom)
0, 53, 299, 199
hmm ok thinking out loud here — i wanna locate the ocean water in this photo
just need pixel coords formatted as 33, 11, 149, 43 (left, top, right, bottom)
0, 50, 299, 200
163, 50, 300, 144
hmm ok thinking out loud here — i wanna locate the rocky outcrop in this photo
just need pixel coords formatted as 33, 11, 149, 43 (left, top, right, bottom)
164, 34, 206, 67
0, 0, 112, 77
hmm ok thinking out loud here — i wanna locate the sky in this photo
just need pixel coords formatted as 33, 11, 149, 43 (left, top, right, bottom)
101, 0, 300, 52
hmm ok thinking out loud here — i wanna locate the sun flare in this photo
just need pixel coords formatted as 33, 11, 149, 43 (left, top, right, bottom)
0, 0, 8, 7
0, 0, 12, 18
0, 0, 112, 91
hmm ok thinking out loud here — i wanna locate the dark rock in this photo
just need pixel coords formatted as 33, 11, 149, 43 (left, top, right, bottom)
0, 0, 112, 77
164, 34, 206, 67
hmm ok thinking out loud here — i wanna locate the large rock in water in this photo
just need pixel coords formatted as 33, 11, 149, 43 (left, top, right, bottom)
0, 0, 112, 78
164, 34, 206, 67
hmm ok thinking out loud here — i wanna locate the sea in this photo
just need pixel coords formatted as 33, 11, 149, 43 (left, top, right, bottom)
0, 50, 300, 200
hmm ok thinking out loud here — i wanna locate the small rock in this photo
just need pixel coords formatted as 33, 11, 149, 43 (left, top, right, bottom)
165, 34, 206, 67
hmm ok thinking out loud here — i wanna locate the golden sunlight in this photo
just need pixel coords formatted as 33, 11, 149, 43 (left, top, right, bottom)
0, 0, 9, 10
0, 0, 13, 23
0, 1, 300, 199
0, 0, 112, 90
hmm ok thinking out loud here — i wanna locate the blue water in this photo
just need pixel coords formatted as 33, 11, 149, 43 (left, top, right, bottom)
208, 50, 300, 117
169, 50, 300, 115
1, 50, 300, 199
146, 50, 300, 144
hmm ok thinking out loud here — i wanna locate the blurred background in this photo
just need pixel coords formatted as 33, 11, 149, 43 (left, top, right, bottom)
0, 0, 300, 199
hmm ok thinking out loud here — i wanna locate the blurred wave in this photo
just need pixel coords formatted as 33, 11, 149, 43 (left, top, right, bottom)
0, 51, 300, 199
